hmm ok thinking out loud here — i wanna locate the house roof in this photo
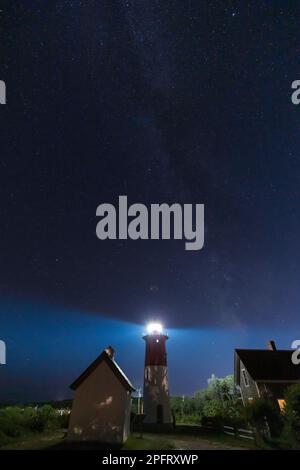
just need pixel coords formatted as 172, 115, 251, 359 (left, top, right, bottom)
235, 349, 300, 382
70, 349, 135, 392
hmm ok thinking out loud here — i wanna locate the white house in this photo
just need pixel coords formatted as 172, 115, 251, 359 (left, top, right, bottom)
68, 346, 135, 444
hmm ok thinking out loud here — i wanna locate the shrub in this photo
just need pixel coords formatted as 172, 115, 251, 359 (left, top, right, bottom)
0, 430, 11, 447
56, 412, 70, 429
0, 404, 67, 447
0, 407, 25, 437
202, 399, 223, 418
244, 398, 282, 439
175, 414, 200, 425
281, 384, 300, 448
171, 375, 242, 426
34, 405, 58, 432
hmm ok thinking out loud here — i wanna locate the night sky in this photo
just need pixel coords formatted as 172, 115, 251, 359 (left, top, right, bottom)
1, 1, 300, 402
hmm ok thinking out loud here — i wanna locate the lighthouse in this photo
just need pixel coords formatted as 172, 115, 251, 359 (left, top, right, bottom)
143, 323, 172, 426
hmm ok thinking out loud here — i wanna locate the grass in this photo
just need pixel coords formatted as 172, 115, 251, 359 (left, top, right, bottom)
124, 434, 175, 450
171, 423, 257, 449
0, 430, 255, 451
0, 431, 65, 450
124, 431, 255, 450
0, 431, 175, 451
194, 431, 257, 449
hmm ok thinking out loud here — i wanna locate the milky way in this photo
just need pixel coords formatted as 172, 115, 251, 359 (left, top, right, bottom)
1, 1, 300, 400
1, 1, 300, 328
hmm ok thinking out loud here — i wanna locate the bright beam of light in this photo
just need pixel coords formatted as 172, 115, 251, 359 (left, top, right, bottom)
146, 322, 163, 334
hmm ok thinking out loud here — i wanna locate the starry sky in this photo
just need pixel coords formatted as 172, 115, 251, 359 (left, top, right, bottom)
1, 1, 300, 401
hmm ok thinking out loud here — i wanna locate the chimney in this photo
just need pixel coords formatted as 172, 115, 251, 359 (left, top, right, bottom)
105, 346, 115, 359
267, 340, 276, 351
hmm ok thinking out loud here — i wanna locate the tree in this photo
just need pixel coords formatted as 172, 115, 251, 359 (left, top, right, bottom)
203, 375, 241, 419
171, 374, 242, 425
202, 399, 223, 417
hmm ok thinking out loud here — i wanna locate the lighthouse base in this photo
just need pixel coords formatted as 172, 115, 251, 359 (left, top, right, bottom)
143, 365, 173, 425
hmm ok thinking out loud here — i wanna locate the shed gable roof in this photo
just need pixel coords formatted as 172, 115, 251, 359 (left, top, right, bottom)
70, 350, 135, 392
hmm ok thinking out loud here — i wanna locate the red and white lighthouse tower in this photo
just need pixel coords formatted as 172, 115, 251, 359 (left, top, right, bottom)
143, 323, 172, 425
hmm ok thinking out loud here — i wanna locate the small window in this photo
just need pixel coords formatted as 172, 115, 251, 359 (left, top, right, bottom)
242, 369, 249, 387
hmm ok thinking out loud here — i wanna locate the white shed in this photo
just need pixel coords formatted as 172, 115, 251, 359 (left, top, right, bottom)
68, 346, 135, 444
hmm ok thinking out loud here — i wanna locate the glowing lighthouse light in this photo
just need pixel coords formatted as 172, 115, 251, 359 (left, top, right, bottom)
146, 322, 163, 335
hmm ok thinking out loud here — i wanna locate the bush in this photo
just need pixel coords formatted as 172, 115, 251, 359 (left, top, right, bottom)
202, 399, 223, 418
37, 405, 58, 431
0, 430, 11, 447
0, 404, 68, 447
175, 414, 200, 425
171, 375, 242, 426
244, 398, 282, 439
281, 384, 300, 448
0, 407, 25, 437
56, 412, 70, 429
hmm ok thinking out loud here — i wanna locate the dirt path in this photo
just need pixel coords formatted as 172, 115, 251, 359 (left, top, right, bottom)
145, 433, 248, 450
171, 437, 246, 450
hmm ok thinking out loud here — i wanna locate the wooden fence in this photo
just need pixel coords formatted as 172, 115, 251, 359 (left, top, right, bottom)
223, 425, 255, 440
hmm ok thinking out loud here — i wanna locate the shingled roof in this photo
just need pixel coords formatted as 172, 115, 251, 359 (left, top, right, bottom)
235, 349, 300, 382
70, 349, 135, 392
